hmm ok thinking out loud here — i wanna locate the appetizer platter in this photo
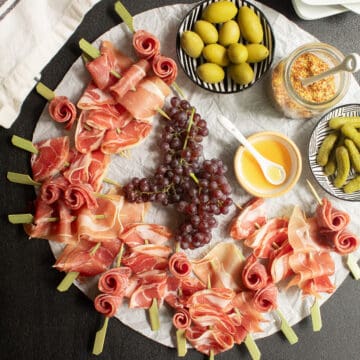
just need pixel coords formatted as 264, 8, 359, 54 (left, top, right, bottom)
3, 1, 360, 360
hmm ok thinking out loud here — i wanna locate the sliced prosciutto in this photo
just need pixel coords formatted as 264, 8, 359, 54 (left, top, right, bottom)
31, 136, 70, 182
117, 76, 171, 122
94, 293, 123, 317
301, 275, 335, 298
100, 120, 152, 154
54, 237, 121, 277
152, 54, 178, 85
191, 243, 244, 291
74, 111, 105, 153
119, 223, 172, 247
133, 30, 160, 60
110, 59, 151, 102
269, 240, 294, 283
241, 254, 268, 291
98, 267, 132, 296
230, 197, 267, 240
319, 228, 359, 255
252, 283, 278, 313
86, 40, 134, 90
173, 308, 191, 329
77, 81, 116, 110
287, 251, 335, 290
64, 183, 98, 211
48, 96, 77, 130
316, 198, 350, 232
128, 269, 168, 308
39, 175, 69, 204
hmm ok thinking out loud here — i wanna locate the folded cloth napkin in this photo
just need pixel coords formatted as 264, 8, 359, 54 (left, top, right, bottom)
0, 0, 100, 128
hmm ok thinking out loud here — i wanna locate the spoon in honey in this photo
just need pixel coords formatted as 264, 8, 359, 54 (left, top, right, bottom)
217, 115, 286, 186
301, 53, 360, 87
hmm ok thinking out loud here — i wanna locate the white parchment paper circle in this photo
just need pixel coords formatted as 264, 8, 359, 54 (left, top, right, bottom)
32, 1, 360, 349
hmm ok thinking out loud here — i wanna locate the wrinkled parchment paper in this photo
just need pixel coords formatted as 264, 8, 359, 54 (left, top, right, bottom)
32, 1, 360, 348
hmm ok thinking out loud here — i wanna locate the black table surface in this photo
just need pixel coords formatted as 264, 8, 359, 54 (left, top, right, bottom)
1, 1, 360, 360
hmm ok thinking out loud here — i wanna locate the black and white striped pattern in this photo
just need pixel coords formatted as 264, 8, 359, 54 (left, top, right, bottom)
176, 0, 275, 93
308, 104, 360, 202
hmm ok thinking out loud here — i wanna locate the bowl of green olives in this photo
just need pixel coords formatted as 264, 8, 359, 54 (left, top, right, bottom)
308, 103, 360, 201
176, 0, 275, 93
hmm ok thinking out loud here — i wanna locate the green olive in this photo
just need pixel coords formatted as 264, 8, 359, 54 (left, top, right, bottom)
180, 31, 204, 58
197, 63, 225, 83
227, 43, 248, 64
229, 63, 254, 85
202, 1, 238, 24
245, 44, 269, 63
237, 6, 263, 44
193, 20, 218, 44
202, 44, 229, 67
218, 20, 240, 47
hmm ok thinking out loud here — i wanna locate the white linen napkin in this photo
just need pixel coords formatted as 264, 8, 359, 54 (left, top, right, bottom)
0, 0, 100, 128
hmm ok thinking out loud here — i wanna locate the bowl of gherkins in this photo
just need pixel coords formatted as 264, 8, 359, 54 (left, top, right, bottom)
308, 103, 360, 201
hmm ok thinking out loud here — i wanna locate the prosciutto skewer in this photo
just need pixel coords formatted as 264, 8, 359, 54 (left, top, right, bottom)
48, 96, 77, 130
132, 30, 160, 60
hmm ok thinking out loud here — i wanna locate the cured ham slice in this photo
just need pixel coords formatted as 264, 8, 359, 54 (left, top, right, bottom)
191, 243, 244, 291
94, 293, 123, 317
269, 240, 294, 283
39, 175, 69, 204
31, 136, 70, 182
64, 183, 98, 211
288, 206, 321, 253
76, 195, 124, 242
98, 267, 132, 296
319, 228, 359, 255
316, 198, 350, 232
244, 218, 288, 259
128, 269, 168, 308
87, 150, 110, 192
119, 223, 172, 247
301, 275, 335, 298
173, 308, 191, 329
84, 104, 133, 130
86, 40, 134, 90
252, 283, 278, 313
100, 120, 152, 154
187, 288, 235, 313
287, 251, 335, 290
110, 59, 151, 102
48, 96, 77, 130
185, 325, 234, 356
228, 312, 247, 344
231, 291, 266, 333
77, 82, 116, 110
169, 252, 192, 279
117, 76, 171, 122
230, 197, 267, 240
152, 54, 178, 85
74, 111, 106, 153
54, 237, 121, 276
133, 30, 160, 60
241, 254, 268, 291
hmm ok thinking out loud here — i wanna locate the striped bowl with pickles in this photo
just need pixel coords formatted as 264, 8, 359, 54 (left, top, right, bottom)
308, 103, 360, 201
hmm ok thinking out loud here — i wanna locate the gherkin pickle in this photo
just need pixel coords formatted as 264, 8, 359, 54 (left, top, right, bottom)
341, 124, 360, 148
344, 139, 360, 173
344, 175, 360, 194
316, 132, 338, 167
329, 116, 360, 130
333, 146, 351, 188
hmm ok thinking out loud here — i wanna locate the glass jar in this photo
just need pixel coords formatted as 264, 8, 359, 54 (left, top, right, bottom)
270, 43, 350, 120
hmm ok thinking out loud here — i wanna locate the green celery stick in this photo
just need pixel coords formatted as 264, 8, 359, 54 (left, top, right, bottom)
276, 309, 298, 344
176, 329, 187, 357
244, 334, 261, 360
36, 82, 55, 101
310, 298, 322, 332
114, 1, 135, 33
8, 213, 34, 224
11, 135, 38, 154
209, 349, 214, 360
347, 254, 360, 280
57, 271, 79, 292
149, 298, 160, 331
92, 316, 109, 355
7, 171, 41, 186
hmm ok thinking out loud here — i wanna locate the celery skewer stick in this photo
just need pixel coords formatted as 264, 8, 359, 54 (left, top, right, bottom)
347, 253, 360, 280
57, 271, 79, 292
92, 317, 110, 355
276, 309, 298, 344
244, 334, 261, 360
114, 1, 135, 33
11, 135, 38, 154
310, 297, 322, 332
7, 171, 41, 186
36, 82, 55, 101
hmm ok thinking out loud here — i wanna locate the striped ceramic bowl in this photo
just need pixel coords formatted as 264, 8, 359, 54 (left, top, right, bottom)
308, 104, 360, 202
176, 0, 275, 93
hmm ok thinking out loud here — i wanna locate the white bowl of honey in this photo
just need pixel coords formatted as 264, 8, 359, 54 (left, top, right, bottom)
234, 131, 302, 198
